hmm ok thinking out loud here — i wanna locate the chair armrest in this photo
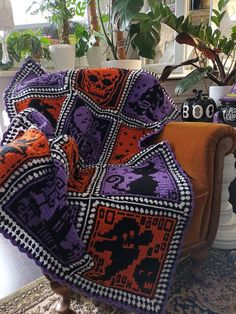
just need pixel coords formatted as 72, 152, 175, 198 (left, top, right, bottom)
153, 121, 236, 253
153, 121, 236, 188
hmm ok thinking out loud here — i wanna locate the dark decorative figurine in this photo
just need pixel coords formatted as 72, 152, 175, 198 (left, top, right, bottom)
181, 89, 217, 122
213, 84, 236, 127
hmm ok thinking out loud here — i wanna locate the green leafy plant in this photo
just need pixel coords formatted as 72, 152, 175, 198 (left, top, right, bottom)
129, 0, 163, 60
6, 30, 51, 64
132, 0, 236, 95
74, 23, 98, 57
27, 0, 87, 44
97, 0, 145, 60
97, 0, 178, 61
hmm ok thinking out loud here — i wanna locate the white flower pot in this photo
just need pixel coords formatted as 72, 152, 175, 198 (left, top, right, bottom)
75, 56, 88, 69
209, 85, 232, 107
101, 59, 142, 70
87, 46, 106, 68
49, 44, 75, 71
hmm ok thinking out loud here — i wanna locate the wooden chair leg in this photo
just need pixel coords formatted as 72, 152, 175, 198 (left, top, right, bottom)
191, 247, 209, 282
192, 247, 209, 264
44, 275, 76, 314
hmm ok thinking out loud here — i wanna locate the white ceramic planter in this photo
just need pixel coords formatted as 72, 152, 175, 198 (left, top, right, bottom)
49, 44, 75, 71
101, 59, 142, 70
213, 152, 236, 249
87, 46, 106, 68
75, 56, 88, 69
209, 85, 232, 107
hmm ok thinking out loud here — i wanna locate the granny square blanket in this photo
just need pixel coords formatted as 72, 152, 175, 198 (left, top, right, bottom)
0, 59, 193, 314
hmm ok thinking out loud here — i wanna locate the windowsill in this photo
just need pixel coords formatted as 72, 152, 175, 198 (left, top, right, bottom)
0, 70, 19, 77
0, 68, 192, 79
161, 71, 192, 79
0, 67, 56, 77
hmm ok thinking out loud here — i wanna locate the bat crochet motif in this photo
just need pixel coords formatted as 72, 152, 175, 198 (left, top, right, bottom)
0, 136, 38, 164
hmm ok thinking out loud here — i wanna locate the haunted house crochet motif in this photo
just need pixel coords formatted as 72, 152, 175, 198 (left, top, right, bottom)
0, 59, 193, 314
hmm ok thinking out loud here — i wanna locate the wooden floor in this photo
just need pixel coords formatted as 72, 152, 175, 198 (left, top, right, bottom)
0, 233, 42, 299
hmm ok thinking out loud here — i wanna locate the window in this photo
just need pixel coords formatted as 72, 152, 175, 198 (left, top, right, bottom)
11, 0, 49, 29
10, 0, 88, 30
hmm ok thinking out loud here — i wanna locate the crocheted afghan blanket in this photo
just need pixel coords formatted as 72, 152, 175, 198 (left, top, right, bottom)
0, 60, 193, 314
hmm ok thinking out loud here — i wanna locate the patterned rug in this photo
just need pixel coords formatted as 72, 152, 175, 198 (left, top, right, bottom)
1, 248, 236, 314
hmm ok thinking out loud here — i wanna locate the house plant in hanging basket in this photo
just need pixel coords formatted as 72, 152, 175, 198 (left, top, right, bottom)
27, 0, 87, 70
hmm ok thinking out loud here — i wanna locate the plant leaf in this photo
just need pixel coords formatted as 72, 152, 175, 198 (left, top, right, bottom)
212, 9, 220, 17
112, 0, 144, 31
175, 68, 211, 96
218, 0, 230, 12
140, 19, 153, 32
176, 32, 219, 60
159, 57, 199, 82
135, 13, 150, 21
132, 31, 159, 59
211, 16, 220, 27
175, 32, 197, 47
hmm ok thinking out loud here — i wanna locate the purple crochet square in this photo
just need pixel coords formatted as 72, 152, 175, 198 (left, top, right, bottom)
3, 58, 75, 129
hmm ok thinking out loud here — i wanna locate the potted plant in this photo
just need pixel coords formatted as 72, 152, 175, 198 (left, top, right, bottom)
97, 0, 148, 69
0, 30, 51, 70
83, 0, 107, 67
27, 0, 87, 70
132, 0, 236, 104
6, 30, 51, 66
73, 22, 96, 68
